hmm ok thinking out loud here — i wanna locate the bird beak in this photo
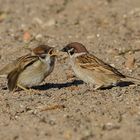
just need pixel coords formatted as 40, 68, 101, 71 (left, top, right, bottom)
49, 49, 60, 56
60, 47, 67, 52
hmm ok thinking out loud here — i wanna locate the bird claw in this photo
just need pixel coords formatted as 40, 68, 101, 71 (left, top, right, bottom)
17, 84, 40, 94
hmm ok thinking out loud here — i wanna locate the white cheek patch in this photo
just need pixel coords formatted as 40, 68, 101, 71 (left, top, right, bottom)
45, 56, 49, 61
70, 52, 86, 58
45, 56, 51, 63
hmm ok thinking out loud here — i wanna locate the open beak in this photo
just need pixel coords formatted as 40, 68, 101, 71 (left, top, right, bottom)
49, 48, 68, 59
49, 49, 60, 56
60, 48, 66, 52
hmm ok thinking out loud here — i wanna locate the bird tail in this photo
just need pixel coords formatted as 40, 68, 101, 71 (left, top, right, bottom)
121, 76, 140, 85
7, 68, 20, 91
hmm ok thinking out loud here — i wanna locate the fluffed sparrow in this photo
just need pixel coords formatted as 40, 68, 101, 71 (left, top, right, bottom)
61, 42, 140, 90
0, 45, 57, 91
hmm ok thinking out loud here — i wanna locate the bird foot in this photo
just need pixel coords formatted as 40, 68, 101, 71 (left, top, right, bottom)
86, 84, 102, 91
17, 84, 40, 94
93, 85, 104, 90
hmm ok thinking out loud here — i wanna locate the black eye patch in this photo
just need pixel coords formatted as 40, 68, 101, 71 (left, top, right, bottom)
70, 50, 74, 55
68, 48, 75, 55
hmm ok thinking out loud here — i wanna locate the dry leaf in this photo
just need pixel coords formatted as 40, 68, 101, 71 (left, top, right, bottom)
67, 86, 80, 91
23, 31, 31, 42
125, 53, 135, 70
39, 104, 65, 112
0, 11, 7, 22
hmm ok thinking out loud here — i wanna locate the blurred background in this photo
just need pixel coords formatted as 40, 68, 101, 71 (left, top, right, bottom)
0, 0, 140, 140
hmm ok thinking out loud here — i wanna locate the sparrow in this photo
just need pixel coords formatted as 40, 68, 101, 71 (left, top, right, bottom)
0, 45, 58, 91
61, 42, 140, 90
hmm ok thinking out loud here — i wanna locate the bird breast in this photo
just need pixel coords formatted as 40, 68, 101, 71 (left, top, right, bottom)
70, 57, 96, 84
17, 59, 54, 87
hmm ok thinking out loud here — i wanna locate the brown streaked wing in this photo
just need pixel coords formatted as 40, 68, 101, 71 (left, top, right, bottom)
7, 68, 21, 91
16, 54, 39, 69
76, 54, 125, 78
7, 55, 39, 91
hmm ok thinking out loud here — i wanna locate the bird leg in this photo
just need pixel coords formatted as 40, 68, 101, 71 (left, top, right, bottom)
94, 84, 104, 90
86, 83, 104, 91
17, 84, 29, 92
17, 84, 40, 94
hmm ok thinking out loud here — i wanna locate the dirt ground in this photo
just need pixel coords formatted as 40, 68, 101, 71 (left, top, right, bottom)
0, 0, 140, 140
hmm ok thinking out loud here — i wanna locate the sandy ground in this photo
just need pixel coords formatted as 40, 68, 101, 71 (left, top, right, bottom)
0, 0, 140, 140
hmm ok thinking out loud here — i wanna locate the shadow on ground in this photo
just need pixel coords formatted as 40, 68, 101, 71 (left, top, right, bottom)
34, 80, 134, 91
33, 80, 84, 90
1, 81, 134, 91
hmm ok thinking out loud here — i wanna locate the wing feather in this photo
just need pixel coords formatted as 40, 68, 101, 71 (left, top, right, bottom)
7, 55, 39, 91
76, 54, 125, 78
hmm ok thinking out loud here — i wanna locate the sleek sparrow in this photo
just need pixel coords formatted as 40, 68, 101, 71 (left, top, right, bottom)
61, 42, 140, 90
0, 45, 57, 91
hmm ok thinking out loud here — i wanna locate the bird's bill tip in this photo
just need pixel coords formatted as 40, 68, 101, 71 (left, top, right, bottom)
49, 49, 61, 56
60, 47, 67, 52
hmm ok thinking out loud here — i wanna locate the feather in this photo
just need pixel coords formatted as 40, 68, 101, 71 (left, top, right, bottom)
7, 68, 21, 91
122, 76, 140, 85
76, 54, 125, 78
7, 55, 39, 91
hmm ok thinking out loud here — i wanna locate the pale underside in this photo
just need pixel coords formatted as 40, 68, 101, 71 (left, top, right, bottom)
70, 53, 125, 89
7, 54, 55, 91
17, 60, 54, 87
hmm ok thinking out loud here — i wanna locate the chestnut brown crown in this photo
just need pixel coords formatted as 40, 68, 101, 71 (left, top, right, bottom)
33, 45, 55, 58
61, 42, 88, 55
33, 45, 52, 55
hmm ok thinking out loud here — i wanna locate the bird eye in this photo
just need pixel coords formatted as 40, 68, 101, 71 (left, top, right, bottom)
70, 51, 74, 55
68, 48, 75, 55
